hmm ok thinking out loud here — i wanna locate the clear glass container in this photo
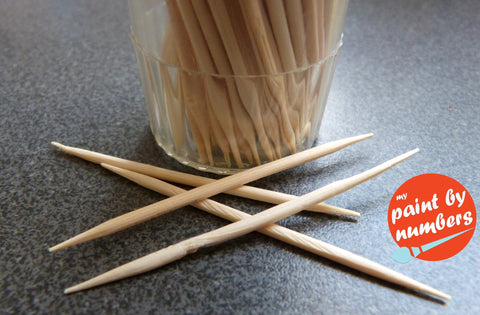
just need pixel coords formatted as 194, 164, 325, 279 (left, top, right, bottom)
128, 0, 349, 174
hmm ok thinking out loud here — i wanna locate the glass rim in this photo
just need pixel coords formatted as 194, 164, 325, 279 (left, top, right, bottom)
130, 31, 343, 79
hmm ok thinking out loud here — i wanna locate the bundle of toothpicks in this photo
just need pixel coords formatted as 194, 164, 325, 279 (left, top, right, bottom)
49, 135, 450, 301
131, 0, 347, 169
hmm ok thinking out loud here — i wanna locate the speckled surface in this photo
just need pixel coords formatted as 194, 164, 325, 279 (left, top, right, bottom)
1, 0, 479, 314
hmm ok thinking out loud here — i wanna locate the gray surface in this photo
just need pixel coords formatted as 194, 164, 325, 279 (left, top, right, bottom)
1, 0, 479, 314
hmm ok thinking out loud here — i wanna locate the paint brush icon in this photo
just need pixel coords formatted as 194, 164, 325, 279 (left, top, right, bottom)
391, 228, 474, 263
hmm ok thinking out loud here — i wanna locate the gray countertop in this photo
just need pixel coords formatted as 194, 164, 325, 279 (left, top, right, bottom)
1, 0, 479, 313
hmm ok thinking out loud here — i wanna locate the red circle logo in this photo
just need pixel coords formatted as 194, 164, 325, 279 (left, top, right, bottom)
388, 174, 476, 262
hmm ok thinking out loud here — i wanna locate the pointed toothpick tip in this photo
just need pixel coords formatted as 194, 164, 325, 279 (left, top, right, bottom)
440, 292, 452, 301
350, 211, 361, 218
404, 148, 420, 159
425, 288, 451, 301
349, 133, 374, 142
51, 141, 66, 150
347, 133, 374, 145
359, 132, 374, 140
48, 244, 62, 252
392, 148, 419, 161
64, 283, 88, 294
48, 237, 78, 252
64, 286, 77, 295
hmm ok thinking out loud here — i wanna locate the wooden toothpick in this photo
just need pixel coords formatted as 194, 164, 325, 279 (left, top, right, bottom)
49, 134, 372, 251
63, 148, 448, 301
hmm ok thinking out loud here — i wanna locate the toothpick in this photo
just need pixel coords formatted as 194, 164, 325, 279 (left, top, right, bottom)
265, 0, 297, 72
49, 134, 372, 251
51, 141, 359, 217
323, 0, 349, 56
284, 0, 308, 68
264, 0, 305, 142
63, 148, 449, 301
283, 0, 310, 140
159, 22, 185, 152
96, 162, 449, 300
303, 0, 322, 63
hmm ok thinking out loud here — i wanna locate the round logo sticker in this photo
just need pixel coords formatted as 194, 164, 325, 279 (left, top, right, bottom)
388, 174, 476, 263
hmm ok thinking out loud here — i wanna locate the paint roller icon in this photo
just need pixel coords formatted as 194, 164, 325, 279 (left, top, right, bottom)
391, 228, 473, 263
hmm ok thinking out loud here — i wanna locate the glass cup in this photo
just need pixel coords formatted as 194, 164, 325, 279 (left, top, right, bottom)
128, 0, 349, 174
